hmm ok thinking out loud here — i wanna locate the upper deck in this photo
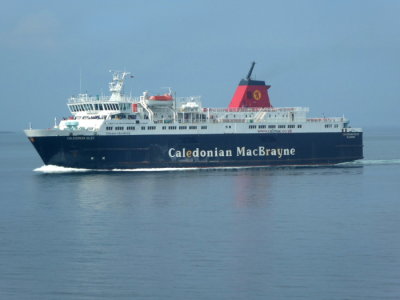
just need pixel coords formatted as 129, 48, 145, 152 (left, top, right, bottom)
39, 70, 360, 135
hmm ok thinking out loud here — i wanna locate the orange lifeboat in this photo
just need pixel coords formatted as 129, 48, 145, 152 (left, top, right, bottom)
145, 93, 174, 106
149, 94, 173, 101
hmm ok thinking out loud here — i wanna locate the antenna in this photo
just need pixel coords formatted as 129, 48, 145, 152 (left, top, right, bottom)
162, 87, 173, 95
79, 68, 82, 93
246, 61, 256, 80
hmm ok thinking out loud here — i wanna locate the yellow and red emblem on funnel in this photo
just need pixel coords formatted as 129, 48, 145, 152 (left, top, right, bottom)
253, 89, 262, 100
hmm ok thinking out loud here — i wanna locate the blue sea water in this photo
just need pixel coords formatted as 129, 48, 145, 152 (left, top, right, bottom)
0, 128, 399, 299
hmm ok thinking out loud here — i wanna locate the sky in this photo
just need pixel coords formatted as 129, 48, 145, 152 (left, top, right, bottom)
1, 0, 399, 131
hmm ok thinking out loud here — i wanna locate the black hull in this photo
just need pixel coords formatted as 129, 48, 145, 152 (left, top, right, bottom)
27, 132, 363, 169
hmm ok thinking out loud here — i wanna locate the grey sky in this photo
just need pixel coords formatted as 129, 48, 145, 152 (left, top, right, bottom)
1, 0, 399, 130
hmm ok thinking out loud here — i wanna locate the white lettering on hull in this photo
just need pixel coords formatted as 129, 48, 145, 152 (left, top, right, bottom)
168, 146, 295, 158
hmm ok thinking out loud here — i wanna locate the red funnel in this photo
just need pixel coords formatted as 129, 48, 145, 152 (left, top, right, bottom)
228, 62, 272, 109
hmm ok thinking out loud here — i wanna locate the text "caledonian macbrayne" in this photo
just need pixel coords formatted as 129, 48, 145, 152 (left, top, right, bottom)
168, 147, 296, 158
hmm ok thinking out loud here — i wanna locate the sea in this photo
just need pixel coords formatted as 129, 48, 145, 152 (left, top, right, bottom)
0, 128, 399, 300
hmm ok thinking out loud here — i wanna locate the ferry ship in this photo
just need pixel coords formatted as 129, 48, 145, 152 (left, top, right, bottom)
25, 63, 363, 169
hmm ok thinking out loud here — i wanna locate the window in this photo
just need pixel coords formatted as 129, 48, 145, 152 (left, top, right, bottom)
297, 124, 302, 128
249, 125, 257, 129
334, 124, 339, 128
258, 125, 266, 129
106, 126, 113, 131
201, 126, 207, 130
162, 126, 167, 130
179, 126, 187, 130
278, 125, 286, 128
168, 126, 177, 130
288, 125, 295, 129
268, 125, 276, 129
127, 126, 135, 130
141, 126, 146, 130
115, 126, 124, 131
189, 126, 197, 130
147, 126, 156, 130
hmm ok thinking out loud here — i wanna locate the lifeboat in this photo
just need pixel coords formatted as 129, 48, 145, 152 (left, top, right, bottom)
145, 93, 174, 106
149, 94, 173, 101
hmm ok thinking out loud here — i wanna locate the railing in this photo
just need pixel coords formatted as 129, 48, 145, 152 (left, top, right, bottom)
68, 94, 201, 104
204, 107, 309, 113
68, 94, 139, 103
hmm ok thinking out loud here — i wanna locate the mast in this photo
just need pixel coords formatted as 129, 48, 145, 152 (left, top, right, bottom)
246, 61, 256, 80
109, 71, 131, 101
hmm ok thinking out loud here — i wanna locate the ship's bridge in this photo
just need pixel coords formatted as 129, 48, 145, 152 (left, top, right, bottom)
68, 94, 138, 116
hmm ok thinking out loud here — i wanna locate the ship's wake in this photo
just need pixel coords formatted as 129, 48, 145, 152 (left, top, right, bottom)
33, 165, 201, 174
34, 165, 92, 173
338, 159, 400, 167
34, 159, 400, 174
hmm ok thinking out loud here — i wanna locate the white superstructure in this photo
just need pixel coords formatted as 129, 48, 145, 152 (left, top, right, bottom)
35, 71, 361, 137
